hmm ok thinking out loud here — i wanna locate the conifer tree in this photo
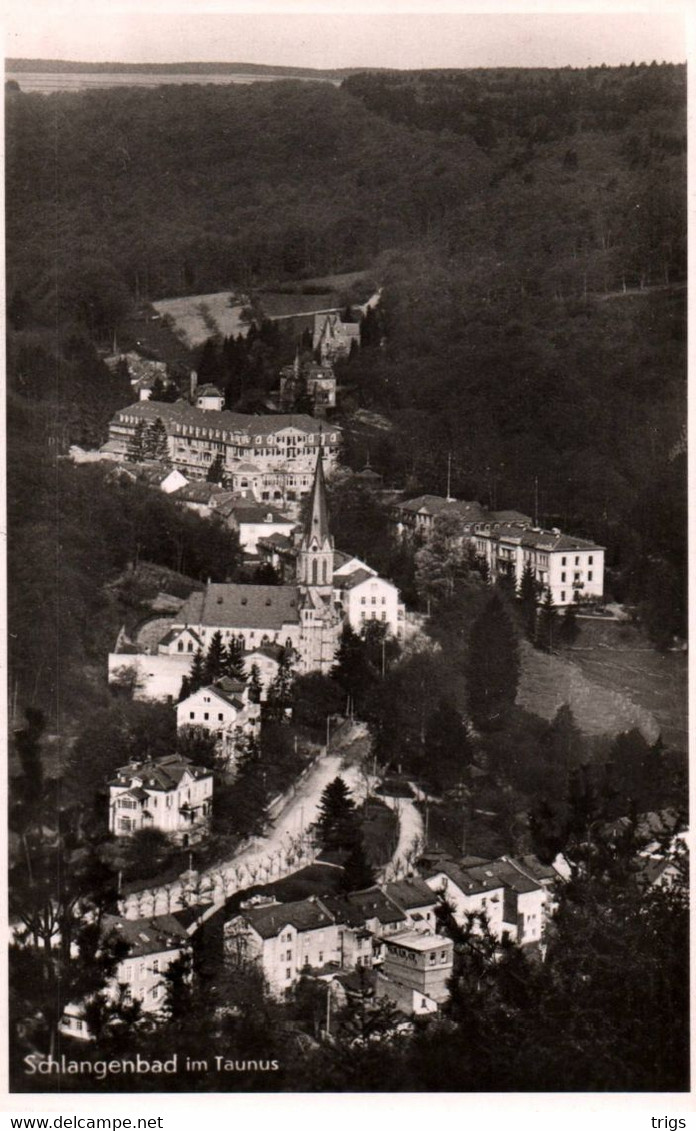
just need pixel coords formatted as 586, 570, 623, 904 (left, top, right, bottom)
265, 647, 294, 721
340, 839, 375, 892
248, 663, 263, 704
222, 635, 246, 680
315, 777, 360, 852
538, 587, 558, 651
559, 601, 580, 647
126, 420, 148, 463
467, 592, 519, 731
145, 417, 170, 464
188, 648, 205, 694
203, 630, 225, 684
178, 675, 191, 703
206, 453, 225, 484
518, 561, 539, 641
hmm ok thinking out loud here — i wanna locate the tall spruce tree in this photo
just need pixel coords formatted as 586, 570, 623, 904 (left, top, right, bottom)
247, 663, 263, 704
188, 648, 205, 694
315, 776, 360, 852
265, 647, 294, 721
559, 601, 580, 647
467, 592, 519, 731
145, 417, 170, 464
518, 561, 539, 641
538, 587, 558, 651
222, 635, 246, 680
206, 453, 225, 484
203, 631, 225, 684
126, 420, 147, 463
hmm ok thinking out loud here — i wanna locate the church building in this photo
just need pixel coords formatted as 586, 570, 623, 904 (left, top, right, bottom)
158, 454, 343, 676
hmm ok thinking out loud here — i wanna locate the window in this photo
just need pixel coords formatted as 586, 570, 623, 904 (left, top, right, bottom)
189, 712, 195, 720
371, 596, 376, 604
285, 968, 291, 980
360, 596, 366, 604
589, 555, 594, 565
588, 571, 593, 581
151, 986, 160, 1000
187, 642, 193, 653
204, 712, 209, 721
381, 611, 386, 621
286, 950, 292, 961
177, 641, 184, 653
561, 556, 566, 566
318, 952, 323, 963
575, 556, 579, 565
75, 1019, 83, 1031
561, 591, 566, 603
574, 572, 580, 582
152, 959, 159, 973
561, 572, 566, 582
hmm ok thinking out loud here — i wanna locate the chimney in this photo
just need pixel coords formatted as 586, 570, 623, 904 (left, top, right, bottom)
190, 370, 198, 401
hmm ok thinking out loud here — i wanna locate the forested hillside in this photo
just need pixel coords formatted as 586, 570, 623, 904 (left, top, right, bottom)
6, 65, 687, 659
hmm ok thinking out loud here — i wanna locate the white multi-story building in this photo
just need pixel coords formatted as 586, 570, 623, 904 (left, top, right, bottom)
474, 524, 604, 607
58, 906, 214, 1041
421, 852, 557, 947
392, 493, 604, 608
105, 401, 341, 505
108, 754, 213, 847
176, 678, 260, 760
333, 565, 406, 640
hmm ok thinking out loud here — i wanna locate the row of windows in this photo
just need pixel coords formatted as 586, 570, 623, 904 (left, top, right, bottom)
360, 596, 387, 605
561, 571, 594, 583
360, 611, 387, 621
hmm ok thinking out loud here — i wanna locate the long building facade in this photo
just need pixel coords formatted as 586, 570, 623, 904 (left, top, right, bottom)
392, 495, 604, 607
104, 400, 341, 505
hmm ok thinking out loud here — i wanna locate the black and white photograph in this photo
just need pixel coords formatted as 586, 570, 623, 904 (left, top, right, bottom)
4, 0, 690, 1106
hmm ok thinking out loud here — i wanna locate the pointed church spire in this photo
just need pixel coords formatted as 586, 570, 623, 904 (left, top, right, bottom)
305, 450, 331, 544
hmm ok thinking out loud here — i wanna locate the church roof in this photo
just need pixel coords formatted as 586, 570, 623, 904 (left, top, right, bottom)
175, 584, 301, 630
304, 453, 331, 545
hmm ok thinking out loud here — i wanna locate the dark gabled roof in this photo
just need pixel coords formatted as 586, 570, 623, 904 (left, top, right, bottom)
395, 495, 487, 521
332, 887, 406, 926
425, 860, 504, 896
241, 898, 335, 939
113, 401, 341, 443
103, 912, 190, 958
507, 854, 559, 884
490, 510, 533, 524
338, 568, 378, 591
110, 754, 211, 792
471, 861, 542, 895
245, 643, 284, 662
175, 583, 301, 630
215, 675, 247, 694
172, 481, 228, 504
490, 524, 603, 553
158, 626, 202, 647
196, 384, 223, 397
257, 532, 296, 551
383, 878, 438, 911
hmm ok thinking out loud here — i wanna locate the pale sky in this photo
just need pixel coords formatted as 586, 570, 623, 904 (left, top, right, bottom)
2, 2, 688, 69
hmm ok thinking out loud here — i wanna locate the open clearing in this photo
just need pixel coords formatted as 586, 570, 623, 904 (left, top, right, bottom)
517, 620, 687, 749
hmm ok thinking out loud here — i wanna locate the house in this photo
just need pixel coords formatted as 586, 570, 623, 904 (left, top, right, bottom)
392, 493, 604, 607
374, 930, 453, 1016
334, 568, 405, 640
474, 524, 604, 607
467, 860, 546, 947
212, 497, 298, 555
108, 754, 213, 847
225, 896, 341, 996
110, 461, 189, 494
223, 885, 445, 999
422, 859, 506, 940
243, 644, 283, 700
392, 496, 490, 543
195, 384, 224, 412
104, 401, 341, 505
278, 355, 337, 416
313, 312, 360, 362
176, 677, 260, 761
58, 905, 214, 1041
382, 878, 441, 933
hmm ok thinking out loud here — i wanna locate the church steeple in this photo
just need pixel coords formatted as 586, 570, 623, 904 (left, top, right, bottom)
297, 452, 334, 590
